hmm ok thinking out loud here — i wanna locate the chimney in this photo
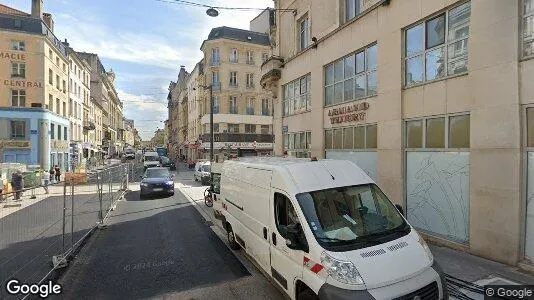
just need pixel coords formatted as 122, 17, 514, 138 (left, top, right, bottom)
43, 13, 54, 32
31, 0, 43, 19
62, 38, 69, 48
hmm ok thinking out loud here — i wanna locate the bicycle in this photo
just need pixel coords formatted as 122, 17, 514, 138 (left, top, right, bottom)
204, 187, 213, 207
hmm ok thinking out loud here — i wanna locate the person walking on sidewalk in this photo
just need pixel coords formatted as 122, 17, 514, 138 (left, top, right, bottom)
54, 165, 61, 182
49, 167, 55, 183
0, 174, 4, 202
11, 170, 24, 200
42, 169, 50, 194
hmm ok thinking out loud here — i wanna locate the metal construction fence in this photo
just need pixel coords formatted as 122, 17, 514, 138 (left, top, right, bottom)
0, 162, 144, 299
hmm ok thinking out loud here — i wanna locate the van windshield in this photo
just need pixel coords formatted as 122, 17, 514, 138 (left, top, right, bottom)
145, 156, 159, 161
201, 164, 211, 172
296, 184, 410, 251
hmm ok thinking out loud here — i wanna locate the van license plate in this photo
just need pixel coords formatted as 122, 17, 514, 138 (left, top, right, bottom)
153, 188, 163, 191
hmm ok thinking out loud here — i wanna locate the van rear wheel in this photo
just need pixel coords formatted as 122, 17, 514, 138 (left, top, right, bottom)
227, 226, 240, 250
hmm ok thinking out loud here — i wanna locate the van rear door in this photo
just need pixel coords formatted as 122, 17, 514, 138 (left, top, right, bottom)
269, 190, 305, 295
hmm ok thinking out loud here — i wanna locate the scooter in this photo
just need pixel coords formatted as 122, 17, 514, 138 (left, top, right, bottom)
204, 187, 213, 207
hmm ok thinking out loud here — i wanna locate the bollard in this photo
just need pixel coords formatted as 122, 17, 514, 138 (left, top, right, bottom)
70, 175, 74, 249
98, 175, 103, 222
30, 186, 36, 199
62, 180, 67, 254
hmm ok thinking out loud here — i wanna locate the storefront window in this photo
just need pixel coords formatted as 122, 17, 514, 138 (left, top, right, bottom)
527, 107, 534, 147
406, 114, 470, 149
343, 127, 353, 149
366, 124, 377, 149
426, 117, 446, 148
325, 130, 333, 149
325, 124, 376, 150
333, 129, 343, 149
284, 131, 312, 157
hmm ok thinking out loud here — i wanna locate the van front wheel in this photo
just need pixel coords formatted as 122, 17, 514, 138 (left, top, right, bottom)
298, 289, 319, 300
227, 227, 241, 250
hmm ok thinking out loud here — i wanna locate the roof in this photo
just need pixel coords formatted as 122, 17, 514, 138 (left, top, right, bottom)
0, 4, 30, 16
200, 26, 270, 49
224, 158, 374, 193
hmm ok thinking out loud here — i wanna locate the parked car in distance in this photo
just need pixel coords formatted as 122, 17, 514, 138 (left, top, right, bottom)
140, 167, 175, 198
123, 147, 136, 160
194, 161, 211, 185
143, 151, 161, 170
160, 156, 176, 170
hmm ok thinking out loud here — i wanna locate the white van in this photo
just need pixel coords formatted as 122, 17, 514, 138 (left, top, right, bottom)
219, 157, 447, 300
143, 151, 160, 170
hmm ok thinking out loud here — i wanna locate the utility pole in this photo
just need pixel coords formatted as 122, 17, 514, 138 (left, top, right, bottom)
208, 85, 214, 162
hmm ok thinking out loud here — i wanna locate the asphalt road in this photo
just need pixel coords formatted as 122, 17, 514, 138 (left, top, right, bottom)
53, 183, 283, 300
0, 166, 133, 299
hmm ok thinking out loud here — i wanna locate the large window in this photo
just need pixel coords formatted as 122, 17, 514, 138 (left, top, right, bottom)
212, 71, 219, 85
230, 71, 238, 86
247, 51, 254, 64
228, 124, 240, 133
299, 15, 311, 51
11, 40, 25, 51
283, 131, 311, 158
404, 2, 471, 86
245, 124, 256, 133
212, 96, 220, 114
283, 74, 311, 116
10, 120, 26, 139
11, 90, 26, 107
212, 48, 220, 65
325, 44, 377, 106
49, 69, 53, 85
246, 73, 254, 88
345, 0, 362, 22
406, 114, 470, 149
246, 98, 255, 115
11, 62, 25, 78
230, 48, 238, 63
524, 0, 534, 57
229, 96, 238, 114
325, 124, 377, 150
262, 99, 270, 116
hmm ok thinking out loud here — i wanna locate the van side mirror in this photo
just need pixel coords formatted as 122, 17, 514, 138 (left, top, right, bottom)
395, 204, 404, 216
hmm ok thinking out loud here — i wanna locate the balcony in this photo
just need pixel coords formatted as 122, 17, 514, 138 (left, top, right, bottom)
83, 121, 96, 131
260, 56, 284, 97
201, 133, 273, 143
210, 60, 220, 67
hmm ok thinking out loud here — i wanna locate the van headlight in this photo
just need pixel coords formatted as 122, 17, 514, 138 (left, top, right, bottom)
165, 180, 174, 186
417, 233, 434, 261
320, 252, 364, 285
140, 183, 148, 187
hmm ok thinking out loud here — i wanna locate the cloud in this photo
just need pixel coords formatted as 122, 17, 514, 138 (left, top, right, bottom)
117, 89, 167, 140
55, 14, 199, 70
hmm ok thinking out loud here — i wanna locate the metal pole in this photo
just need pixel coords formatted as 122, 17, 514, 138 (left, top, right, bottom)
62, 179, 67, 253
98, 174, 103, 222
70, 173, 74, 249
109, 169, 112, 208
209, 85, 214, 163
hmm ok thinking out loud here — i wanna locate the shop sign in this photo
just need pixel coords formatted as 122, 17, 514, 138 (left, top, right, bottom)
327, 102, 369, 124
201, 142, 273, 150
51, 140, 69, 151
3, 79, 43, 88
1, 140, 31, 149
0, 52, 26, 60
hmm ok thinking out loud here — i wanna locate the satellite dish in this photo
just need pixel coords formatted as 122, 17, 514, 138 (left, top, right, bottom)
206, 8, 219, 17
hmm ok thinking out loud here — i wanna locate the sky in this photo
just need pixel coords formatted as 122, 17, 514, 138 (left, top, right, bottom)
4, 0, 272, 140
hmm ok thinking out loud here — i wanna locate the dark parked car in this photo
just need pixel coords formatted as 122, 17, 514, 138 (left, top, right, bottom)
160, 156, 176, 171
140, 167, 175, 198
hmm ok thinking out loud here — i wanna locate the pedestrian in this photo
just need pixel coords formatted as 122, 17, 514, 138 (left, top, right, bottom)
54, 165, 61, 182
49, 167, 55, 183
42, 169, 49, 194
0, 173, 4, 202
11, 170, 23, 200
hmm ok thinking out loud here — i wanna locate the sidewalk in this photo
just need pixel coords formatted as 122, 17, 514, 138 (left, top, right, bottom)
0, 159, 123, 220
